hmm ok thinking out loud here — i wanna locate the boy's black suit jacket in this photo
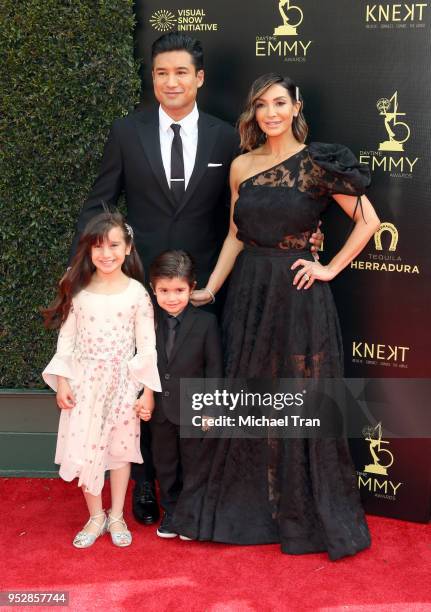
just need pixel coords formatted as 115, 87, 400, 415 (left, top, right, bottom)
153, 304, 223, 426
69, 108, 239, 286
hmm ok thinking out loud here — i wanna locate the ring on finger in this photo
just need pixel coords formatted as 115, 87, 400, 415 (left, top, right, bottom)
304, 273, 310, 281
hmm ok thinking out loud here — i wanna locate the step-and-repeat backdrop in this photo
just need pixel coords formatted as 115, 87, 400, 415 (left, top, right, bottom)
135, 0, 431, 522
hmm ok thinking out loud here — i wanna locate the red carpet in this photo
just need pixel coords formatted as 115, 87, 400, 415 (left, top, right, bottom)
0, 477, 430, 611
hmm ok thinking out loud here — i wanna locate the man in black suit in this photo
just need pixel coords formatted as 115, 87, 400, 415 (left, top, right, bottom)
70, 32, 238, 291
69, 32, 238, 526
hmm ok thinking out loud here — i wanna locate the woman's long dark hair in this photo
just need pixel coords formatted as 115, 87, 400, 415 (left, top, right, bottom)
41, 212, 144, 329
238, 73, 308, 151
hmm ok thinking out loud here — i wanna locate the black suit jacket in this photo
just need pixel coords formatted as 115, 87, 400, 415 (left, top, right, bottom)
69, 108, 239, 286
152, 304, 223, 425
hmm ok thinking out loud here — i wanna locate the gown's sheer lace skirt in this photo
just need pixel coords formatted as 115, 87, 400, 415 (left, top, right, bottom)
173, 245, 371, 559
222, 245, 343, 379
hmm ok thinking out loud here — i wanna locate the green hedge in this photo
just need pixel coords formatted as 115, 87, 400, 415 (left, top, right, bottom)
0, 0, 141, 388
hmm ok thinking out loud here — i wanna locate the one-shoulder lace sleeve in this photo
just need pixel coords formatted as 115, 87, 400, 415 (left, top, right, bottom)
301, 142, 371, 198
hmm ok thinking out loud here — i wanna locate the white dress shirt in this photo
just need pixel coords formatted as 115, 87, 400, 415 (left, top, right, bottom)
159, 104, 199, 191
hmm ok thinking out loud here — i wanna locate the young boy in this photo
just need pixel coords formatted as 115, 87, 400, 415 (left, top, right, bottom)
135, 250, 223, 538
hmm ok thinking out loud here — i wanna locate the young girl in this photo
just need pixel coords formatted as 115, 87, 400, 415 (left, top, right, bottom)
42, 212, 161, 548
135, 250, 223, 539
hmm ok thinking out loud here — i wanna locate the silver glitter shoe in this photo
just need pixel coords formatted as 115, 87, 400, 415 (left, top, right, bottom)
72, 511, 107, 549
107, 512, 132, 547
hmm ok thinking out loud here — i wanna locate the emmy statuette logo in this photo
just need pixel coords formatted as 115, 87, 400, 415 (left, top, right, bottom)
359, 90, 419, 179
377, 92, 411, 152
273, 0, 304, 36
374, 222, 399, 251
255, 0, 312, 59
357, 422, 403, 499
363, 422, 394, 476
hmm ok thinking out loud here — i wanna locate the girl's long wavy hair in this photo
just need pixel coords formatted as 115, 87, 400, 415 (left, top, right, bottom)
238, 73, 308, 151
41, 212, 144, 329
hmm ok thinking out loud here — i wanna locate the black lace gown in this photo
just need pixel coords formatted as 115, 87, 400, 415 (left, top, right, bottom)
172, 143, 372, 560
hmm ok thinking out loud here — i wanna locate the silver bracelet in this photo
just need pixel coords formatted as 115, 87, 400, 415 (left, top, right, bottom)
205, 287, 216, 304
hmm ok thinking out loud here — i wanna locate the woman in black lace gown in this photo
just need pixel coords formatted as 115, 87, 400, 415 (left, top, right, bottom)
173, 74, 380, 560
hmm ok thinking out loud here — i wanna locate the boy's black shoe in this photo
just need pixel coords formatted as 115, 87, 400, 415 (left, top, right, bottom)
132, 481, 160, 525
156, 512, 178, 538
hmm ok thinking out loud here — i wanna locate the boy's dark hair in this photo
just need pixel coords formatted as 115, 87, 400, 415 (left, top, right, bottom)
150, 250, 196, 288
151, 31, 204, 72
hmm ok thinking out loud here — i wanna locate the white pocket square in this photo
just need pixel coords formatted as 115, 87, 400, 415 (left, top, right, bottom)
207, 163, 223, 167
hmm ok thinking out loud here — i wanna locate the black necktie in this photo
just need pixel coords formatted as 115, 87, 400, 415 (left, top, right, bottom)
170, 123, 185, 203
165, 316, 179, 360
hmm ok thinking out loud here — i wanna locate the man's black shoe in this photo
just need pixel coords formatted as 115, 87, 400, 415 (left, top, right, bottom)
156, 512, 178, 538
132, 481, 160, 525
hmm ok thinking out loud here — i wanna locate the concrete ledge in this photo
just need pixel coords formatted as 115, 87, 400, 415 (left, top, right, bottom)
0, 390, 59, 475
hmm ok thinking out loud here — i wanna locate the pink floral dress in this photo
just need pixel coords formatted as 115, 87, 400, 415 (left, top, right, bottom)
42, 279, 161, 495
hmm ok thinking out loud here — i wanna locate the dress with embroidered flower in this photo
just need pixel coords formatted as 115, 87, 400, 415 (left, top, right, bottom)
172, 143, 372, 560
43, 279, 161, 496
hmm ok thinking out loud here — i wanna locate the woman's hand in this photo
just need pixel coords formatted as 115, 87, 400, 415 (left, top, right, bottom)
190, 288, 214, 307
291, 259, 336, 290
201, 415, 212, 432
56, 377, 75, 409
294, 196, 380, 291
135, 388, 155, 421
309, 221, 324, 259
